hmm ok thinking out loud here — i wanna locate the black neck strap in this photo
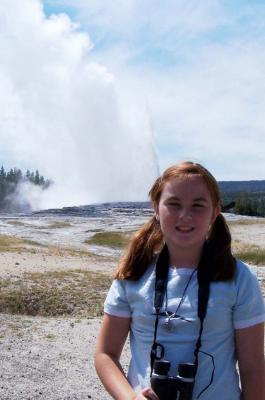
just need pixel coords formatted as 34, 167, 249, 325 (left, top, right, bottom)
151, 243, 211, 383
154, 244, 170, 311
150, 245, 169, 370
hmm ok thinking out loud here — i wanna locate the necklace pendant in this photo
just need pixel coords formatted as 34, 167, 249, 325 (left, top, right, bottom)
164, 317, 173, 331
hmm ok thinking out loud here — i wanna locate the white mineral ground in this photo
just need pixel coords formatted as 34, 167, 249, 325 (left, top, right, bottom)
0, 214, 264, 400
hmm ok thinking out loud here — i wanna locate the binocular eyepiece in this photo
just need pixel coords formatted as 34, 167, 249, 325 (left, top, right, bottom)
151, 359, 196, 400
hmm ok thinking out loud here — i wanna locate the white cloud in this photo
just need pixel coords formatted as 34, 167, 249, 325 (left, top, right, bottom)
55, 0, 265, 180
0, 0, 159, 209
144, 38, 265, 179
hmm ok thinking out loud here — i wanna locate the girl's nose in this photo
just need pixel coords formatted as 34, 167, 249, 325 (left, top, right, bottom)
179, 209, 192, 221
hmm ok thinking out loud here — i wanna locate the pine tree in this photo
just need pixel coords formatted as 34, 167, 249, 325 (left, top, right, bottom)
0, 165, 6, 179
39, 175, 45, 186
0, 165, 51, 211
34, 170, 40, 185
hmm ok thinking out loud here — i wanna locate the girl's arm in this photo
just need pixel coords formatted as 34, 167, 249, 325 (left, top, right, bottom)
235, 322, 265, 400
94, 313, 135, 399
94, 314, 159, 400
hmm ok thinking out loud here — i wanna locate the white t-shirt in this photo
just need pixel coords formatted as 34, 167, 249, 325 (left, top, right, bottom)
104, 260, 265, 400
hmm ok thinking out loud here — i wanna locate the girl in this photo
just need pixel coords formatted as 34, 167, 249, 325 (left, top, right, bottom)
94, 161, 265, 400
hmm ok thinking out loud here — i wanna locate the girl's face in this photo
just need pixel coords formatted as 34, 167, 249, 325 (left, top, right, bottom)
156, 175, 220, 256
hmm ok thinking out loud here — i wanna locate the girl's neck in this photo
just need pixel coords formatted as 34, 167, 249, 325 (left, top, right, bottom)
168, 245, 203, 269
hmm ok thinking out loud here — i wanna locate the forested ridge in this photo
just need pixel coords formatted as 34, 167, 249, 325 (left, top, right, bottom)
0, 165, 51, 211
219, 180, 265, 193
219, 180, 265, 217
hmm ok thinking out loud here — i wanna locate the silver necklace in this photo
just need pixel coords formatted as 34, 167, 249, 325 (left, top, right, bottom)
164, 268, 197, 331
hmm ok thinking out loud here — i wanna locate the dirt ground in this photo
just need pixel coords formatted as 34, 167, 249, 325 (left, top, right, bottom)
0, 313, 130, 400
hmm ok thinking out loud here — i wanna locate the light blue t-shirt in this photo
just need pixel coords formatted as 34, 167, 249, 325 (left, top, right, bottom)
104, 260, 265, 400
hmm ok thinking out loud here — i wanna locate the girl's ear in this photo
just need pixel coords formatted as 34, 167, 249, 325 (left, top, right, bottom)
207, 206, 221, 239
212, 205, 221, 224
153, 202, 159, 218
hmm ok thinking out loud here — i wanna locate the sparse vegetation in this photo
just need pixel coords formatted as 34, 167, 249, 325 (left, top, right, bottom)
232, 239, 265, 265
228, 218, 265, 226
21, 319, 32, 325
48, 221, 72, 229
44, 334, 56, 340
85, 231, 134, 248
0, 234, 47, 253
6, 220, 25, 226
6, 220, 72, 230
0, 234, 109, 260
0, 269, 112, 317
233, 247, 265, 265
38, 221, 72, 229
0, 234, 29, 252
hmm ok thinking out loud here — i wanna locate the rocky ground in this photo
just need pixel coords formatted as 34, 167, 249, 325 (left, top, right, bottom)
0, 314, 130, 400
0, 217, 264, 399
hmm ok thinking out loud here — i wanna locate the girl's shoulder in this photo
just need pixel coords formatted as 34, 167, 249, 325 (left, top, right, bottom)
233, 258, 263, 293
113, 260, 156, 290
231, 259, 265, 328
234, 258, 257, 280
126, 260, 156, 286
105, 261, 156, 314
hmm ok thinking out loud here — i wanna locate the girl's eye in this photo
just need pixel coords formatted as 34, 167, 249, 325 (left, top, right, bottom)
193, 203, 204, 208
168, 202, 181, 207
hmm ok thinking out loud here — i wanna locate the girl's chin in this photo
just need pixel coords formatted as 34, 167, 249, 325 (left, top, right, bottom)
168, 236, 205, 249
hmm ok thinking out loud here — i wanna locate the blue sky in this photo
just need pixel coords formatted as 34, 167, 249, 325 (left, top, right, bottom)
42, 1, 265, 67
1, 0, 265, 207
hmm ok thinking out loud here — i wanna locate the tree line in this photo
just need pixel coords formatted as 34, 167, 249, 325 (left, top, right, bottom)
0, 165, 51, 211
221, 191, 265, 217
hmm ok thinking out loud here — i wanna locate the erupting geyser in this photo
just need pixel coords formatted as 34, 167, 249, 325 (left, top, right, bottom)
0, 0, 159, 210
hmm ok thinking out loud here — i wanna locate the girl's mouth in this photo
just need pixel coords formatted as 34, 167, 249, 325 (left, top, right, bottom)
175, 226, 194, 233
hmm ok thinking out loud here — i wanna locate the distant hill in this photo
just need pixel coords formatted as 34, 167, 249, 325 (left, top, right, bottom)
218, 180, 265, 217
218, 180, 265, 193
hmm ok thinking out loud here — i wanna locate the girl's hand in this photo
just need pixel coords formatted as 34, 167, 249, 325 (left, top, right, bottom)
134, 387, 159, 399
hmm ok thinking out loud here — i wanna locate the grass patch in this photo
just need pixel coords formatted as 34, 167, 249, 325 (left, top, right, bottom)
22, 319, 33, 325
85, 231, 134, 248
0, 269, 112, 317
42, 221, 72, 229
6, 220, 25, 226
42, 244, 110, 260
24, 239, 46, 247
232, 241, 265, 265
228, 218, 265, 226
0, 234, 24, 252
233, 247, 265, 265
0, 234, 109, 259
0, 234, 45, 253
0, 279, 11, 289
44, 334, 56, 340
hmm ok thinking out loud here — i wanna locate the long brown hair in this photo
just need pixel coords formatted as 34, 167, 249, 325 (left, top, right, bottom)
114, 161, 236, 281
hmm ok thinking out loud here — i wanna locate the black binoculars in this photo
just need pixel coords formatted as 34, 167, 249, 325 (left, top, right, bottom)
151, 359, 196, 400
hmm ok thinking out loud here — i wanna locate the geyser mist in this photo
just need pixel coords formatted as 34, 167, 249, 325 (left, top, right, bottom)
0, 0, 159, 210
